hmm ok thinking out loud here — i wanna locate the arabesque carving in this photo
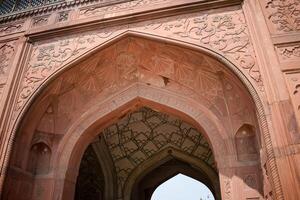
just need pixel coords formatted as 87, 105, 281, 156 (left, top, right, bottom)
16, 28, 118, 110
265, 0, 300, 33
16, 9, 261, 115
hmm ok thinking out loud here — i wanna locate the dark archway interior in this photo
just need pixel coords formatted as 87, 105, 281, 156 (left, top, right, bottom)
75, 146, 105, 200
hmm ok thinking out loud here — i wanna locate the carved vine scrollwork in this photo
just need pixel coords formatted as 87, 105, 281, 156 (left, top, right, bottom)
141, 10, 262, 86
266, 0, 300, 32
17, 30, 115, 109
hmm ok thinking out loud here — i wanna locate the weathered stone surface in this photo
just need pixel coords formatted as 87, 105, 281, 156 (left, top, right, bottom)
0, 0, 300, 199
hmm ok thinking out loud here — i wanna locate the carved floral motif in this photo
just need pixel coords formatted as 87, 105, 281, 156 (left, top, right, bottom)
265, 0, 300, 32
57, 11, 70, 22
17, 29, 118, 109
277, 43, 300, 61
0, 43, 15, 76
0, 42, 15, 101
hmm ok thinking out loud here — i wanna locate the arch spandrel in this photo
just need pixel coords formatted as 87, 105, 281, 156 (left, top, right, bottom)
15, 8, 262, 117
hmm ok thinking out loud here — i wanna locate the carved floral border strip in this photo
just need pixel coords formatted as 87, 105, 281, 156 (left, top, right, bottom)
0, 41, 16, 101
16, 9, 262, 111
79, 0, 168, 18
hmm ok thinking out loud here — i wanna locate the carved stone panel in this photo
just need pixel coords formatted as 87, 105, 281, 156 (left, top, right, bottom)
0, 41, 16, 103
276, 43, 300, 63
0, 21, 24, 37
264, 0, 300, 34
285, 71, 300, 136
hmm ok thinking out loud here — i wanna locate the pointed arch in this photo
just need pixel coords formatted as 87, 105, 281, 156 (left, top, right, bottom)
123, 147, 220, 200
1, 33, 283, 199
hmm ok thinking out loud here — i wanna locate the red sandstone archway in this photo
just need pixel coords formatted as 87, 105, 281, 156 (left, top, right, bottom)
3, 35, 274, 200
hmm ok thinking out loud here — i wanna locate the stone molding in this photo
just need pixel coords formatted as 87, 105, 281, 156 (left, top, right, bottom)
0, 0, 243, 23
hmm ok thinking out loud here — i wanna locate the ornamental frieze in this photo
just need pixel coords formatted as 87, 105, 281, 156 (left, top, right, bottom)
0, 21, 24, 36
16, 9, 262, 112
79, 0, 168, 18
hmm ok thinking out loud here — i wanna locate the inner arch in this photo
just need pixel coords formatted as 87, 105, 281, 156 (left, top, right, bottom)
75, 107, 219, 200
151, 173, 215, 200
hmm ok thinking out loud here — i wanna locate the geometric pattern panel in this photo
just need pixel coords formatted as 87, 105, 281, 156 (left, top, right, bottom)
102, 107, 215, 191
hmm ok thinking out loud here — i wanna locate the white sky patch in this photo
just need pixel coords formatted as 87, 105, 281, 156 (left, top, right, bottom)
151, 173, 215, 200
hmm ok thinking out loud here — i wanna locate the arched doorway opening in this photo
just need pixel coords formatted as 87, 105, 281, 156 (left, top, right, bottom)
74, 107, 220, 200
150, 173, 215, 200
3, 35, 264, 200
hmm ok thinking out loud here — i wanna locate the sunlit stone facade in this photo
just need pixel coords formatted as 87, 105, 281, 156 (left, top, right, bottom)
0, 0, 299, 199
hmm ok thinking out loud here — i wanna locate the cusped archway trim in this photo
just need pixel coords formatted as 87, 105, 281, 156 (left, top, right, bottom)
2, 31, 283, 199
123, 147, 220, 200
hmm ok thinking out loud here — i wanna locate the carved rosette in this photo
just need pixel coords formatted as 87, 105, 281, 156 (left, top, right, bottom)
0, 42, 15, 101
265, 0, 300, 33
